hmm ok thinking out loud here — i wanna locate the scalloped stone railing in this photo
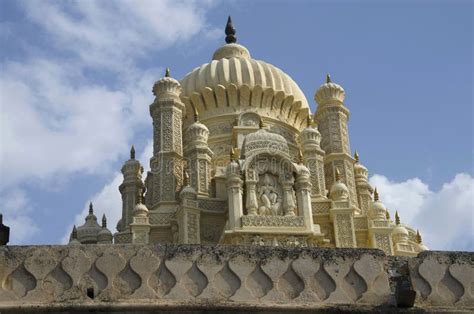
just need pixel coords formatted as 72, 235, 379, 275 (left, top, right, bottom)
0, 245, 472, 312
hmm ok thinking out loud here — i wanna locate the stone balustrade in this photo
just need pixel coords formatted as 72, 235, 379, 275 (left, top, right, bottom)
0, 245, 472, 312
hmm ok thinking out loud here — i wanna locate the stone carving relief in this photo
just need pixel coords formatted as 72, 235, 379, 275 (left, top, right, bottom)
257, 173, 283, 216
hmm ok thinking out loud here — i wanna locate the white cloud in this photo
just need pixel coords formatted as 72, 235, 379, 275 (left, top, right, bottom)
370, 173, 474, 251
0, 1, 218, 190
21, 0, 218, 72
0, 189, 39, 244
61, 140, 153, 244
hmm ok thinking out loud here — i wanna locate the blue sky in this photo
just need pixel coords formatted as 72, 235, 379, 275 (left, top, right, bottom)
0, 0, 472, 250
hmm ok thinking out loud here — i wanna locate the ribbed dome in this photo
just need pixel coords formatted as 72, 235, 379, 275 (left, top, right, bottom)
180, 43, 309, 120
242, 128, 290, 158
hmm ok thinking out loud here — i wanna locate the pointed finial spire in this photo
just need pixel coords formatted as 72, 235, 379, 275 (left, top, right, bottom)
354, 151, 359, 163
307, 115, 313, 127
395, 211, 400, 225
373, 188, 379, 201
130, 145, 135, 159
335, 168, 341, 181
386, 210, 390, 220
165, 67, 170, 77
230, 147, 237, 161
102, 214, 107, 228
298, 150, 304, 164
71, 225, 78, 239
225, 16, 237, 44
259, 119, 265, 129
183, 167, 190, 186
326, 73, 332, 84
89, 202, 93, 214
416, 229, 422, 244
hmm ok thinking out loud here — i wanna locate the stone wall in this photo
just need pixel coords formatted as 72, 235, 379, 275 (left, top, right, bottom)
0, 245, 472, 312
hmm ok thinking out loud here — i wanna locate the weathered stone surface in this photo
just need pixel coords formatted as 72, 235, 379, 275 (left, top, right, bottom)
0, 245, 472, 312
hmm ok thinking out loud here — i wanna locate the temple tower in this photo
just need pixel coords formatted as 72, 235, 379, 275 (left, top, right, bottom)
149, 68, 185, 208
314, 75, 358, 207
117, 146, 144, 233
300, 117, 326, 199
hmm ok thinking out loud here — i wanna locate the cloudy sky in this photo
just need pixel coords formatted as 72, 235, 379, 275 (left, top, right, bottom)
0, 0, 472, 251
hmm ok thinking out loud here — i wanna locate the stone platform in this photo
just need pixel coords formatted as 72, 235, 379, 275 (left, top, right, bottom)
0, 245, 472, 313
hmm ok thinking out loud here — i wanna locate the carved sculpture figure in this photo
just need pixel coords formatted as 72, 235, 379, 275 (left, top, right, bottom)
257, 173, 282, 216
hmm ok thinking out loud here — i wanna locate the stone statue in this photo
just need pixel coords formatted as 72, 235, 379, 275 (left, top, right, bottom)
257, 173, 282, 216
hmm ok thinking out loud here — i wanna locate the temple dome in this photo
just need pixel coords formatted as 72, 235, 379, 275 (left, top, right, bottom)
180, 42, 309, 126
242, 127, 290, 158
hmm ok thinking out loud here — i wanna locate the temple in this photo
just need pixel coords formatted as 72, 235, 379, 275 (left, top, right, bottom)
71, 17, 427, 257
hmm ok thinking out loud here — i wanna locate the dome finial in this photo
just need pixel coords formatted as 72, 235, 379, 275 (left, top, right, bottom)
395, 211, 401, 225
335, 168, 341, 181
102, 214, 107, 228
416, 229, 422, 244
259, 119, 265, 129
130, 145, 135, 159
71, 225, 78, 239
374, 188, 379, 201
326, 73, 332, 83
89, 202, 93, 214
386, 210, 390, 220
230, 147, 237, 161
306, 115, 312, 127
298, 150, 304, 164
354, 151, 359, 163
225, 16, 237, 44
192, 104, 199, 122
165, 67, 170, 77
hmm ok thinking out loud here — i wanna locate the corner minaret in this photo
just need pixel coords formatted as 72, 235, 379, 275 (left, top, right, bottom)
117, 145, 144, 234
149, 68, 184, 207
300, 116, 326, 199
314, 74, 357, 207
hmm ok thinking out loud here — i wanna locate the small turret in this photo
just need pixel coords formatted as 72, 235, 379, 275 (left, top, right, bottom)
315, 73, 346, 106
69, 225, 80, 245
368, 188, 388, 220
330, 168, 349, 201
392, 211, 409, 245
76, 202, 102, 244
97, 214, 113, 244
416, 229, 428, 251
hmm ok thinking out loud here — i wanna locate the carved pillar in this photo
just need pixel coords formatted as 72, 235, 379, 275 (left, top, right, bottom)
314, 75, 357, 207
226, 158, 243, 230
353, 152, 372, 215
177, 206, 201, 244
130, 203, 151, 244
245, 180, 258, 216
368, 190, 394, 255
295, 167, 314, 231
149, 70, 184, 208
184, 120, 213, 197
300, 120, 327, 199
282, 182, 296, 216
329, 177, 357, 248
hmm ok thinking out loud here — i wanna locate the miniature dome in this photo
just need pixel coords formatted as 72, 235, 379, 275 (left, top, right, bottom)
242, 126, 290, 158
315, 74, 346, 106
392, 224, 409, 242
330, 169, 349, 201
185, 120, 209, 144
368, 189, 387, 220
179, 169, 197, 200
133, 202, 149, 217
76, 203, 102, 244
353, 152, 369, 179
300, 118, 322, 147
153, 68, 181, 98
97, 214, 113, 243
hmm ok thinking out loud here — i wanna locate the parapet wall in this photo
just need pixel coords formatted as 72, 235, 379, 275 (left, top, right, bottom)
0, 245, 472, 312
